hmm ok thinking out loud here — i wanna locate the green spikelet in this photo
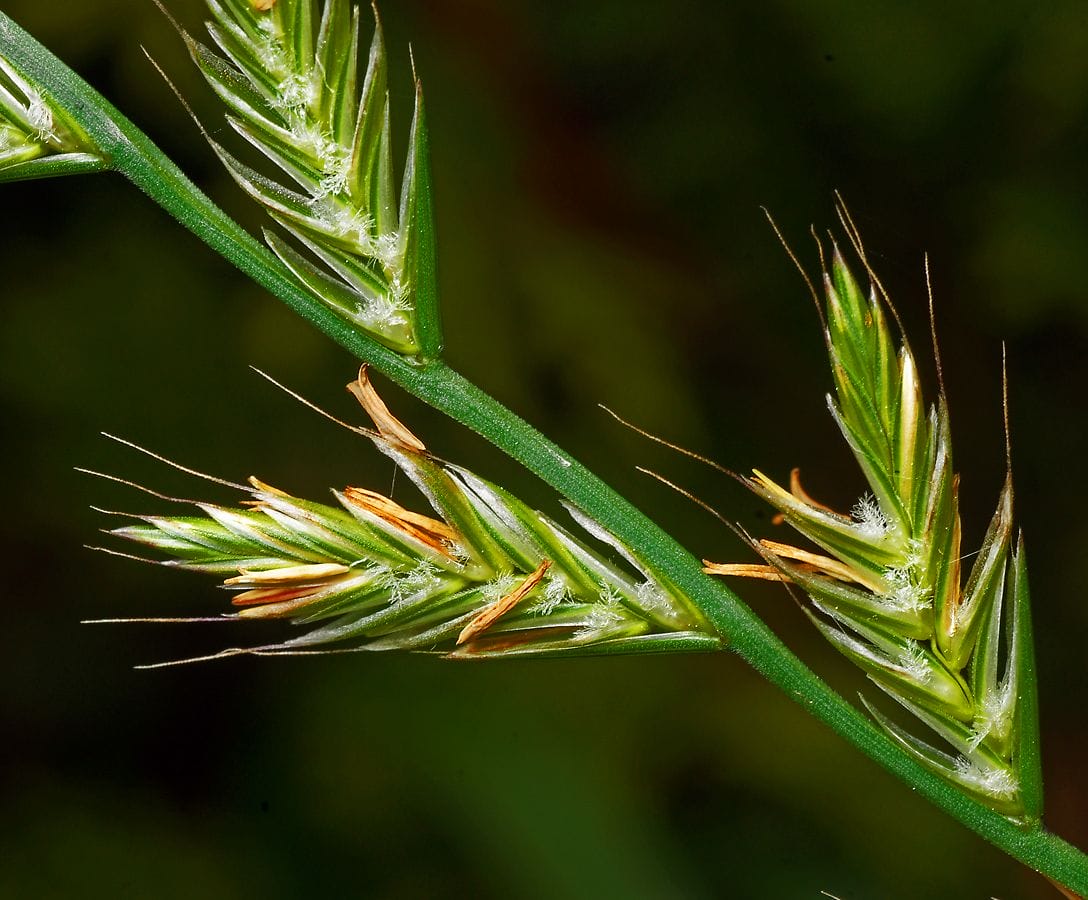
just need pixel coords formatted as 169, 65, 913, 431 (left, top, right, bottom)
92, 367, 717, 666
708, 206, 1043, 820
0, 50, 102, 182
176, 0, 440, 356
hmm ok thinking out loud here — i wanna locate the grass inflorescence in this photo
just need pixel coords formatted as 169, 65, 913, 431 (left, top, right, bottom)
167, 0, 439, 356
90, 368, 716, 666
707, 206, 1042, 819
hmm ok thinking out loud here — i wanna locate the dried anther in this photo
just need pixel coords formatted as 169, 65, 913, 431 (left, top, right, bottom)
458, 560, 551, 646
347, 365, 427, 451
341, 486, 458, 557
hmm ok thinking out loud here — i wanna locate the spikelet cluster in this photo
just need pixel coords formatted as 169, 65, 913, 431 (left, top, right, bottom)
94, 368, 717, 666
0, 51, 101, 181
706, 209, 1042, 819
175, 0, 437, 355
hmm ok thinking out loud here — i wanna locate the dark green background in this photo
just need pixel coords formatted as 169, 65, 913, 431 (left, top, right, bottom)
2, 1, 1086, 896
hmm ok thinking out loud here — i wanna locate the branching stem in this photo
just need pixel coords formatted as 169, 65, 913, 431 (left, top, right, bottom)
1, 10, 1085, 893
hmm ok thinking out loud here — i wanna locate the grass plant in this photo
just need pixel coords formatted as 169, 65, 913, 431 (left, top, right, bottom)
0, 0, 1085, 892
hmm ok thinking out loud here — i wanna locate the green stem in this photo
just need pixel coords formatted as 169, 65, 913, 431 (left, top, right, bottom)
2, 11, 1085, 894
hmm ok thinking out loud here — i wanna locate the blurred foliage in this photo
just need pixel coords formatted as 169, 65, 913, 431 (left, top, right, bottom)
1, 0, 1086, 896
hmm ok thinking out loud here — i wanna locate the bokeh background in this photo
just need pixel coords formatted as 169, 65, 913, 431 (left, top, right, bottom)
2, 1, 1087, 896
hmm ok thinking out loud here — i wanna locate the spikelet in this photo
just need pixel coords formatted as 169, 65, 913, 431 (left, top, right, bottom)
0, 50, 102, 181
173, 0, 438, 355
705, 206, 1042, 820
93, 367, 717, 666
